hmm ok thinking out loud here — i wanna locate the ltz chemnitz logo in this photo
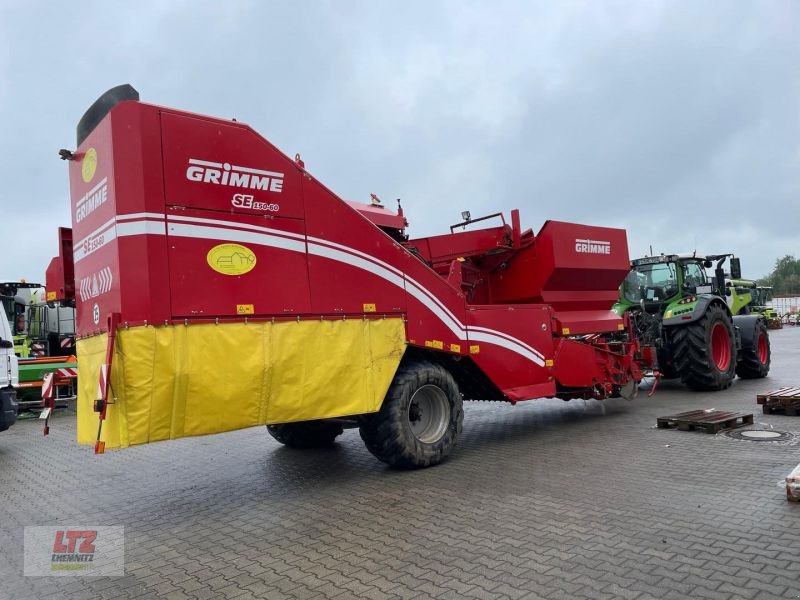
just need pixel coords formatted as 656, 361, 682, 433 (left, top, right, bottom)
51, 530, 97, 570
24, 525, 125, 576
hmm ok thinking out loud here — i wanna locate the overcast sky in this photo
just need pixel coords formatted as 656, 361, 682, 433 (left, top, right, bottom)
1, 0, 798, 282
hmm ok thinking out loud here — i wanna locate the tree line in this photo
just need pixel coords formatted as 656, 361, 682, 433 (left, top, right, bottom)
758, 255, 800, 295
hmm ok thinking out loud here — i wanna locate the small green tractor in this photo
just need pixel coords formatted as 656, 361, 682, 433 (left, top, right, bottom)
0, 282, 44, 358
728, 281, 782, 329
614, 254, 770, 391
0, 281, 76, 358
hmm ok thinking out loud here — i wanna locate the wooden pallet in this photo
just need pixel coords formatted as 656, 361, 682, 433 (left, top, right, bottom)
757, 387, 800, 416
656, 410, 754, 433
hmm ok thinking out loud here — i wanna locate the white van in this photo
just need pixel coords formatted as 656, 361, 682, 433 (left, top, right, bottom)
0, 307, 18, 431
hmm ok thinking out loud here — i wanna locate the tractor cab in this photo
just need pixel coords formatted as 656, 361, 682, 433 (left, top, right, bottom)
619, 255, 714, 315
0, 281, 45, 358
753, 286, 773, 308
738, 284, 782, 329
616, 253, 742, 317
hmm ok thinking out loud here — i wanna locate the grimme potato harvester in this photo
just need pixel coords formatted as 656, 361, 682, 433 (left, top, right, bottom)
63, 85, 643, 467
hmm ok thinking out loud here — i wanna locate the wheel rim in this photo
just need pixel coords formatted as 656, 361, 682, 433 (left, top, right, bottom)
407, 385, 451, 444
710, 322, 731, 371
757, 333, 768, 364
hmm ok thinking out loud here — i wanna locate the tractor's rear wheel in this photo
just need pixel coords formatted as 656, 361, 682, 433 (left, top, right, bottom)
736, 319, 771, 379
670, 304, 737, 391
359, 361, 463, 469
267, 420, 344, 448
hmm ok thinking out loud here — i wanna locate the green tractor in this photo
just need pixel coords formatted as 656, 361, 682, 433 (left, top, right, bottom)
614, 254, 770, 391
0, 282, 45, 358
0, 281, 76, 358
728, 282, 782, 329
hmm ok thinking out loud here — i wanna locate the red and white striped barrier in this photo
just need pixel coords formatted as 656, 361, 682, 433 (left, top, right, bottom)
57, 367, 77, 379
97, 364, 109, 401
41, 372, 54, 401
60, 337, 75, 348
41, 373, 55, 436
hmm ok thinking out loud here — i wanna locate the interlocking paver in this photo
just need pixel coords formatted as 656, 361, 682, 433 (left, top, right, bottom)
1, 329, 800, 599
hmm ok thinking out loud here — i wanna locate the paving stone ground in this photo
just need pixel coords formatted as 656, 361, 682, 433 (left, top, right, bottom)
1, 328, 799, 600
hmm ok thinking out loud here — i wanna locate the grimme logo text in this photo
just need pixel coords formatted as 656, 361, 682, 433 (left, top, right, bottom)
186, 159, 284, 193
575, 238, 611, 254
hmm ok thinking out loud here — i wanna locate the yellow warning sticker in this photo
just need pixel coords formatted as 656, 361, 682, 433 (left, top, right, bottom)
469, 345, 480, 354
82, 148, 98, 183
561, 327, 570, 335
545, 359, 554, 367
617, 323, 625, 331
363, 303, 376, 313
449, 343, 461, 353
236, 304, 254, 315
46, 291, 57, 301
425, 340, 444, 350
207, 243, 257, 276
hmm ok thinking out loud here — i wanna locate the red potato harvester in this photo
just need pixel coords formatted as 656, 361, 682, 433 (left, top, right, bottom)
60, 85, 644, 467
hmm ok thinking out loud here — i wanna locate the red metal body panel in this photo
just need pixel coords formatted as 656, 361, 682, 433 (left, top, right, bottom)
346, 201, 407, 230
161, 112, 304, 220
533, 220, 629, 310
69, 115, 121, 335
489, 221, 628, 334
112, 103, 172, 328
45, 227, 74, 302
552, 333, 641, 397
304, 178, 409, 317
166, 207, 312, 317
466, 305, 555, 401
409, 226, 511, 268
67, 95, 642, 404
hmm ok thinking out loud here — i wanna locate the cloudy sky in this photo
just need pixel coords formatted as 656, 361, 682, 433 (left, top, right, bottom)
1, 0, 798, 281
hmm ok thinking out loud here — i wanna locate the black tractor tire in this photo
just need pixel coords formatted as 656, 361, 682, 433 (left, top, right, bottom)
670, 304, 737, 391
266, 420, 343, 448
736, 319, 771, 379
359, 361, 463, 469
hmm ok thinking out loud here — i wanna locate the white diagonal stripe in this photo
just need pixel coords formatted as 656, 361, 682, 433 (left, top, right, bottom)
79, 214, 545, 366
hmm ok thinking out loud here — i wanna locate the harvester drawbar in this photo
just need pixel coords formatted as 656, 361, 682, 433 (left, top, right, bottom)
63, 85, 644, 467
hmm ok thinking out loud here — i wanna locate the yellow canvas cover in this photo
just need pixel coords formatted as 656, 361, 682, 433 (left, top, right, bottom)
76, 318, 405, 448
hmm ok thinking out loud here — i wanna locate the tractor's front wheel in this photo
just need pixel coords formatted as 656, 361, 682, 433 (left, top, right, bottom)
267, 421, 344, 448
670, 304, 737, 391
736, 319, 771, 379
359, 361, 463, 468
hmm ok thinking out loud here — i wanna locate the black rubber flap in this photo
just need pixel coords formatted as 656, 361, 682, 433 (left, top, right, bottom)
76, 84, 139, 146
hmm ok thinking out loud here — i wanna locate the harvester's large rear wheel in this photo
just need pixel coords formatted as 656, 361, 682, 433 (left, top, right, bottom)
736, 319, 771, 379
670, 304, 737, 391
359, 361, 463, 469
267, 421, 344, 448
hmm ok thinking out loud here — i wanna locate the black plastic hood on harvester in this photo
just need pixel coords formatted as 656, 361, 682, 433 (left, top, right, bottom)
76, 84, 140, 146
